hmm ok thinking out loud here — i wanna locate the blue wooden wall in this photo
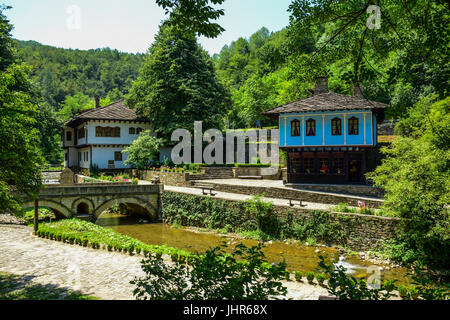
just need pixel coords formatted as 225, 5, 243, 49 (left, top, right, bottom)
279, 110, 377, 147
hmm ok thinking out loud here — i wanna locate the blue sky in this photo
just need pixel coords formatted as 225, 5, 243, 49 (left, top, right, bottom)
3, 0, 292, 55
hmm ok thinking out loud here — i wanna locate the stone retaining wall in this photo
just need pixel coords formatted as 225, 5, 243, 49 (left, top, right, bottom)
205, 182, 383, 208
273, 205, 399, 250
287, 184, 385, 198
140, 170, 191, 187
164, 190, 399, 251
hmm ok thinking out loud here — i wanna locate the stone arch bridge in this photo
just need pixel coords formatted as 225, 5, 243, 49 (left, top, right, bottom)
20, 183, 163, 221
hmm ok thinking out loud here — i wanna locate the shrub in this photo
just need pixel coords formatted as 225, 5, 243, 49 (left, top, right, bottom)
131, 242, 287, 300
306, 271, 315, 284
409, 286, 419, 300
285, 271, 290, 281
316, 273, 325, 286
398, 284, 408, 298
294, 271, 303, 282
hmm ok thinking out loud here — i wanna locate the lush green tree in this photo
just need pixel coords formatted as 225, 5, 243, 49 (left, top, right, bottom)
367, 95, 450, 272
126, 21, 230, 142
122, 130, 162, 169
287, 0, 450, 117
156, 0, 226, 38
131, 242, 287, 300
16, 40, 144, 110
35, 102, 64, 164
58, 93, 111, 120
0, 64, 44, 213
0, 6, 44, 214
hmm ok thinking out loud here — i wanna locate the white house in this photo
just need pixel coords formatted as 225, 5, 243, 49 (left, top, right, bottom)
63, 99, 151, 170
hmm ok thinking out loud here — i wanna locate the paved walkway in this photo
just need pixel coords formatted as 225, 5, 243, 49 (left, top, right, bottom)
0, 224, 329, 300
158, 183, 340, 211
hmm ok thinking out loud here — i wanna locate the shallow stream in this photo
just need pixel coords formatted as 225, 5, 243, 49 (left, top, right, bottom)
96, 213, 411, 285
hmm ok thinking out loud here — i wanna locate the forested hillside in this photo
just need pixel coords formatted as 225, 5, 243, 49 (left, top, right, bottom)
15, 40, 144, 111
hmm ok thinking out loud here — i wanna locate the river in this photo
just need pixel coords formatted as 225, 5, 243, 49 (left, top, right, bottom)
96, 213, 411, 285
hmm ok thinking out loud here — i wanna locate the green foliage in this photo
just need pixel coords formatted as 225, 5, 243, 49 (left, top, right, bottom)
318, 256, 396, 300
305, 271, 315, 284
397, 284, 408, 298
37, 219, 190, 258
131, 242, 288, 300
294, 271, 302, 282
58, 93, 111, 121
244, 194, 279, 236
368, 96, 450, 272
126, 21, 230, 142
89, 164, 101, 177
156, 0, 226, 38
15, 40, 144, 109
22, 207, 55, 224
163, 192, 353, 246
122, 131, 162, 169
0, 7, 44, 214
287, 0, 449, 118
316, 273, 325, 286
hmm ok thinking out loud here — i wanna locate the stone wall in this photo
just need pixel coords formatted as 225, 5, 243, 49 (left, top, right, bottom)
232, 167, 281, 180
140, 170, 191, 187
273, 205, 399, 250
287, 184, 384, 198
164, 190, 399, 251
205, 182, 383, 208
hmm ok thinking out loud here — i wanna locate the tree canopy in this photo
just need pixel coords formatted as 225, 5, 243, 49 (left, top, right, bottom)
0, 5, 44, 214
126, 20, 230, 142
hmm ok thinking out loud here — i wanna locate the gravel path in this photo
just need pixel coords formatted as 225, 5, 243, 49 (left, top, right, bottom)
0, 224, 330, 300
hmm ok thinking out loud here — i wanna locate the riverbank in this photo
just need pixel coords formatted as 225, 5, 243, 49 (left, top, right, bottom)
0, 222, 333, 300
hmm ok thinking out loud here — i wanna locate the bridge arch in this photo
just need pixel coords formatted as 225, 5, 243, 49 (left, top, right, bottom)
94, 197, 158, 221
71, 197, 95, 215
22, 200, 72, 219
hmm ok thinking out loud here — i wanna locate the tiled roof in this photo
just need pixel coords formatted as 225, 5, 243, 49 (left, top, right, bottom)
263, 92, 388, 117
65, 99, 148, 126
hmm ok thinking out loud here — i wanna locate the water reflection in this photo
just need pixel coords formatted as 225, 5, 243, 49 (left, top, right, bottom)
97, 213, 410, 284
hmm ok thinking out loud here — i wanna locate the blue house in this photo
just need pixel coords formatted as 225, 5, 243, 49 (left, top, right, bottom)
263, 77, 387, 184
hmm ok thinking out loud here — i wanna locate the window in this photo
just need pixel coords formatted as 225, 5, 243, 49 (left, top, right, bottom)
289, 153, 301, 173
95, 126, 120, 137
136, 128, 143, 134
114, 151, 122, 161
64, 153, 68, 161
78, 127, 85, 139
303, 152, 315, 173
66, 131, 72, 141
129, 127, 135, 134
291, 120, 300, 136
348, 117, 359, 135
86, 152, 89, 162
78, 152, 81, 162
319, 158, 329, 174
306, 119, 316, 136
333, 157, 344, 174
331, 118, 342, 135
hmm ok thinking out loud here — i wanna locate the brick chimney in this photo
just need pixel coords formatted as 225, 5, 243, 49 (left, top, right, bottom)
314, 77, 328, 94
94, 96, 100, 108
353, 85, 364, 99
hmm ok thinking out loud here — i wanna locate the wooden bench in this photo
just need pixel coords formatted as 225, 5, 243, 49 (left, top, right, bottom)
289, 198, 307, 207
196, 184, 216, 196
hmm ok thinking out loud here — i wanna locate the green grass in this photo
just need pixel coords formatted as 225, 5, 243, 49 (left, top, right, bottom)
0, 272, 97, 300
37, 219, 192, 258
